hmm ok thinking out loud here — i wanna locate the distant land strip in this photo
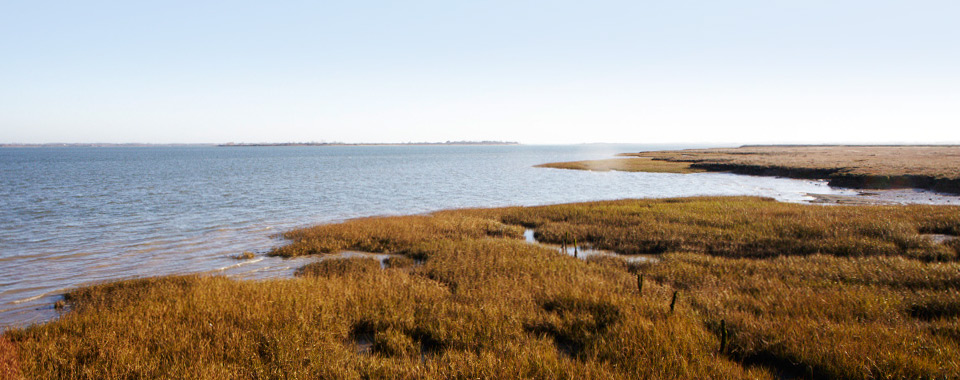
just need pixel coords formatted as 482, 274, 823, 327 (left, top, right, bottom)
540, 145, 960, 195
217, 141, 519, 147
0, 141, 520, 148
0, 143, 213, 148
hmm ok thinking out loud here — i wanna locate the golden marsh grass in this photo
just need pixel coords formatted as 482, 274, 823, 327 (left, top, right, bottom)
629, 145, 960, 179
534, 158, 703, 174
5, 196, 960, 379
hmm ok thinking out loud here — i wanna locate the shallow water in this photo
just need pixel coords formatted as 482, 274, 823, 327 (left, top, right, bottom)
523, 229, 658, 263
0, 144, 946, 329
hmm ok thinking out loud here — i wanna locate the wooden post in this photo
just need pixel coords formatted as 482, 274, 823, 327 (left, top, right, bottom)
574, 236, 578, 258
637, 274, 644, 295
669, 291, 678, 313
719, 319, 727, 353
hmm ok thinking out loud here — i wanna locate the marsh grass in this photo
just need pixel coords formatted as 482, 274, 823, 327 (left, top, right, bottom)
534, 157, 703, 173
628, 145, 960, 179
0, 336, 20, 380
494, 197, 960, 260
6, 196, 960, 379
652, 252, 960, 378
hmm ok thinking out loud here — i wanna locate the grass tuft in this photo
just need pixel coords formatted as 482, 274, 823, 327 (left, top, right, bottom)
232, 251, 256, 260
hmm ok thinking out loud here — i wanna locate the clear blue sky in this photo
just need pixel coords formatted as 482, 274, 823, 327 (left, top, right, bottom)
1, 1, 958, 144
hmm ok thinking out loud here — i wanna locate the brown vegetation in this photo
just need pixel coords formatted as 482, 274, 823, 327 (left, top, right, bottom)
232, 251, 256, 260
627, 145, 960, 194
6, 197, 960, 379
535, 157, 703, 173
0, 336, 21, 380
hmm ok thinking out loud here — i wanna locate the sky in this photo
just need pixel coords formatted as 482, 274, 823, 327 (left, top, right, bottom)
1, 1, 958, 145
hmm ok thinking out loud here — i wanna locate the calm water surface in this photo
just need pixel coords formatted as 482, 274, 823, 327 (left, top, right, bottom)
0, 144, 882, 328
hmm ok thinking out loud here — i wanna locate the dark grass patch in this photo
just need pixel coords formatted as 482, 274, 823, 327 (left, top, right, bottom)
349, 320, 445, 358
523, 321, 584, 358
295, 257, 381, 277
947, 239, 960, 257
540, 297, 621, 330
736, 350, 824, 380
918, 223, 960, 236
407, 328, 445, 356
383, 255, 415, 269
908, 299, 960, 321
525, 297, 622, 358
349, 320, 377, 354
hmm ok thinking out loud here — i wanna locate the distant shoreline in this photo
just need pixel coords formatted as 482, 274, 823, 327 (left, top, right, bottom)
217, 141, 520, 147
538, 145, 960, 195
0, 141, 520, 148
0, 143, 214, 148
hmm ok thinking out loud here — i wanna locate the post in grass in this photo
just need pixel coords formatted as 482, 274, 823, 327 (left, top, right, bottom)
719, 319, 728, 353
669, 291, 678, 313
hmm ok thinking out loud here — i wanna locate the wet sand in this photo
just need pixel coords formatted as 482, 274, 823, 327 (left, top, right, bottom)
805, 189, 960, 206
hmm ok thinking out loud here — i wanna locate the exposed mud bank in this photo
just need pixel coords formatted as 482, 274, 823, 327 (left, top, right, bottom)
688, 163, 960, 195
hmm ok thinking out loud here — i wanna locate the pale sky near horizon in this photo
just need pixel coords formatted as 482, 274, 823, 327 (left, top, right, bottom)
1, 1, 958, 145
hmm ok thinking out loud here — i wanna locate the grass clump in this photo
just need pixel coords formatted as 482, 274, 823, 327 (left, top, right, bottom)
294, 257, 381, 277
232, 251, 256, 260
6, 196, 960, 379
271, 215, 524, 258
